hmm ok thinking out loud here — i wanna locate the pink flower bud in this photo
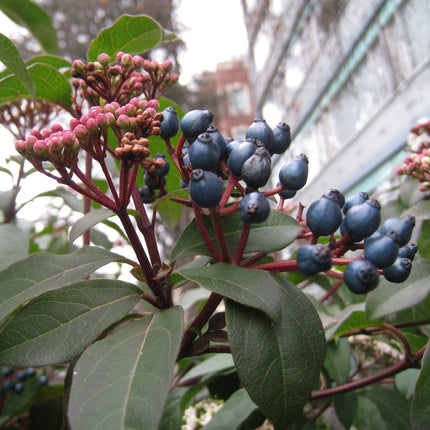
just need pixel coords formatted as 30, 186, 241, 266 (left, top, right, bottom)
89, 106, 103, 117
133, 55, 144, 68
48, 136, 63, 155
121, 54, 133, 67
33, 139, 50, 159
161, 60, 173, 71
147, 100, 160, 110
145, 107, 157, 117
169, 72, 179, 82
70, 118, 80, 130
72, 60, 86, 77
42, 129, 52, 139
97, 53, 110, 66
137, 100, 148, 110
116, 114, 132, 129
51, 124, 63, 133
143, 59, 152, 71
151, 60, 159, 71
123, 103, 137, 117
74, 124, 88, 141
86, 118, 98, 133
116, 51, 124, 63
29, 129, 42, 139
15, 140, 27, 155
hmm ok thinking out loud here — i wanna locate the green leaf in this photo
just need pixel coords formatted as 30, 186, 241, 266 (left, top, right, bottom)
180, 354, 235, 383
404, 200, 430, 221
396, 368, 420, 400
0, 33, 35, 99
0, 224, 28, 271
158, 387, 188, 430
325, 304, 382, 339
225, 276, 326, 428
0, 0, 58, 54
354, 395, 387, 430
68, 307, 183, 430
324, 338, 351, 384
69, 209, 116, 243
0, 279, 141, 367
0, 246, 127, 321
366, 257, 430, 320
87, 15, 177, 62
171, 210, 301, 261
363, 386, 410, 430
31, 188, 83, 212
203, 389, 261, 430
411, 341, 430, 430
0, 63, 72, 108
417, 220, 430, 259
334, 392, 357, 430
178, 263, 282, 322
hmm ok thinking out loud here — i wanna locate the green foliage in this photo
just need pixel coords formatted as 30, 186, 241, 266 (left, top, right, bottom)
0, 8, 429, 430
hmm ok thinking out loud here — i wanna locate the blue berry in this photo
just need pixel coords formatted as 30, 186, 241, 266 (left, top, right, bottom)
329, 189, 345, 208
398, 242, 418, 261
2, 367, 12, 377
206, 124, 227, 156
226, 139, 244, 155
277, 183, 296, 199
159, 106, 179, 139
241, 147, 271, 189
154, 152, 170, 177
297, 244, 332, 275
227, 139, 258, 176
139, 185, 154, 203
342, 199, 381, 239
380, 215, 415, 247
13, 383, 23, 394
189, 169, 223, 208
306, 190, 343, 237
344, 259, 379, 294
272, 122, 291, 154
383, 257, 412, 283
17, 370, 27, 381
364, 230, 400, 268
278, 154, 309, 191
38, 375, 48, 386
189, 133, 220, 171
144, 172, 165, 190
180, 109, 214, 139
239, 191, 271, 224
245, 116, 274, 153
342, 191, 369, 214
25, 368, 35, 378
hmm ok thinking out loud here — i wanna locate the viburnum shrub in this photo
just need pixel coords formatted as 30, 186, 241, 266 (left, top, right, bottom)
0, 14, 430, 430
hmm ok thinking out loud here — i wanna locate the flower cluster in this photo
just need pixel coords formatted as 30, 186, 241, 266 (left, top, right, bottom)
396, 119, 430, 191
71, 52, 178, 106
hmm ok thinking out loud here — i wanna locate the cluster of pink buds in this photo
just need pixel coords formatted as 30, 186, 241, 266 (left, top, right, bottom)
396, 119, 430, 191
71, 52, 178, 106
15, 125, 79, 171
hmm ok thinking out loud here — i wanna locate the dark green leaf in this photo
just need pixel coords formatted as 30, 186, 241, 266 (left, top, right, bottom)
363, 386, 410, 430
203, 389, 260, 430
366, 257, 430, 320
68, 307, 183, 430
396, 368, 420, 400
0, 246, 127, 321
0, 0, 58, 54
0, 63, 72, 108
354, 395, 387, 430
180, 354, 235, 384
87, 15, 177, 62
404, 200, 430, 221
0, 224, 28, 271
0, 33, 35, 99
0, 280, 141, 366
69, 209, 116, 243
225, 276, 326, 428
334, 392, 357, 429
158, 387, 188, 430
411, 341, 430, 430
171, 210, 301, 261
178, 263, 282, 322
324, 338, 351, 384
31, 188, 83, 212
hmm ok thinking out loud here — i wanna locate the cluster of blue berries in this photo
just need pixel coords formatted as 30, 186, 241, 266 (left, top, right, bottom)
156, 107, 296, 224
298, 189, 417, 294
1, 367, 48, 396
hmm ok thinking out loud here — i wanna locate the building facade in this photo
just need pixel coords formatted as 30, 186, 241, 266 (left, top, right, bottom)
241, 0, 430, 203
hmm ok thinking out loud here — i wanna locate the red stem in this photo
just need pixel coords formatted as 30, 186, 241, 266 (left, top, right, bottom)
250, 259, 299, 272
210, 209, 231, 262
232, 223, 251, 265
319, 279, 344, 303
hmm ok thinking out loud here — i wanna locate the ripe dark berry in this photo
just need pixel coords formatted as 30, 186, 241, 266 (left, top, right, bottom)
272, 122, 291, 154
278, 153, 309, 191
144, 172, 165, 190
206, 124, 227, 156
398, 242, 418, 261
306, 190, 343, 237
364, 230, 400, 268
342, 191, 369, 214
154, 152, 170, 177
13, 383, 23, 394
380, 215, 415, 247
189, 133, 220, 171
38, 376, 48, 386
180, 109, 214, 139
227, 139, 258, 176
25, 368, 35, 378
2, 367, 12, 377
241, 146, 271, 189
239, 191, 270, 224
17, 370, 27, 381
189, 169, 223, 208
139, 185, 154, 203
383, 257, 412, 283
328, 189, 345, 208
297, 244, 332, 275
277, 183, 296, 199
226, 139, 244, 155
342, 198, 381, 239
245, 116, 274, 153
159, 106, 179, 139
344, 259, 379, 294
